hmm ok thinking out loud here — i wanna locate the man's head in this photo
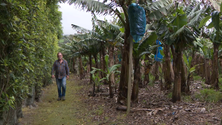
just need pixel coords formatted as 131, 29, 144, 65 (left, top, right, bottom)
57, 52, 63, 60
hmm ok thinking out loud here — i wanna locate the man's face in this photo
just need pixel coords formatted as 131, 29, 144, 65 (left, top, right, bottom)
57, 53, 63, 60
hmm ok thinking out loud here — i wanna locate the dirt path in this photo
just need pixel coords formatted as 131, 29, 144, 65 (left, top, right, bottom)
19, 75, 222, 125
19, 76, 94, 125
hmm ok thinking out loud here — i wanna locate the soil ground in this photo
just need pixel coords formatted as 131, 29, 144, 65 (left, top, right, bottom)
19, 74, 222, 125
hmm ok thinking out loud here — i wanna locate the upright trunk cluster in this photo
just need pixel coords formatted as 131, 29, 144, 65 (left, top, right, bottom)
172, 44, 183, 102
194, 54, 205, 78
72, 58, 77, 74
181, 59, 188, 93
101, 46, 107, 84
204, 58, 211, 85
89, 55, 92, 84
131, 59, 141, 102
211, 43, 219, 89
109, 46, 115, 98
94, 54, 99, 92
118, 23, 130, 104
144, 60, 150, 85
100, 51, 103, 78
189, 52, 196, 81
163, 44, 174, 90
154, 62, 160, 82
78, 56, 83, 80
100, 43, 106, 81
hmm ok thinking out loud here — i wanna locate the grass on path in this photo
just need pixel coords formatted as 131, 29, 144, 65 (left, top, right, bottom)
19, 76, 93, 125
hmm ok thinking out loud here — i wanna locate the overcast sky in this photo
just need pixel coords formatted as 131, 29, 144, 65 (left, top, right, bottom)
58, 2, 113, 35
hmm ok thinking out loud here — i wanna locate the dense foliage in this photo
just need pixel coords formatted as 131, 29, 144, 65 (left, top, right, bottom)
0, 0, 62, 124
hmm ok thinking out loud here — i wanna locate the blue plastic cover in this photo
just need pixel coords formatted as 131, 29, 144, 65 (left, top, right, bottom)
118, 54, 122, 62
128, 3, 146, 43
154, 40, 163, 62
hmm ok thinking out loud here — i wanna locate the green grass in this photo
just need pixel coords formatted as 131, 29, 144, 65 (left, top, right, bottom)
219, 75, 222, 91
167, 92, 172, 99
59, 39, 64, 43
193, 75, 202, 81
116, 113, 127, 120
148, 74, 155, 86
94, 105, 104, 115
141, 74, 145, 81
182, 95, 192, 102
19, 75, 96, 125
195, 89, 222, 103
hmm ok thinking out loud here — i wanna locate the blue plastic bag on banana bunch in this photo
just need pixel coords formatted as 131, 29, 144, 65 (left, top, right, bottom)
128, 3, 146, 43
154, 40, 163, 62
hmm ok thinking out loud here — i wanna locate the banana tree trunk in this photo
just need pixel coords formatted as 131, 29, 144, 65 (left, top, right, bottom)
131, 58, 141, 102
118, 21, 130, 104
101, 44, 107, 84
181, 58, 188, 93
211, 43, 219, 89
114, 47, 119, 64
73, 58, 77, 74
195, 54, 205, 79
109, 46, 114, 97
144, 55, 151, 86
108, 77, 114, 98
78, 56, 83, 80
200, 56, 205, 79
171, 45, 176, 70
109, 46, 115, 84
186, 73, 191, 94
183, 51, 196, 94
172, 46, 182, 103
163, 44, 173, 90
204, 58, 211, 85
219, 59, 222, 74
94, 54, 98, 70
94, 54, 100, 92
100, 50, 103, 78
154, 62, 160, 82
189, 51, 196, 81
89, 55, 92, 84
196, 55, 201, 76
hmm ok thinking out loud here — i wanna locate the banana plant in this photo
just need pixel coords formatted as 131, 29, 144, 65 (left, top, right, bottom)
90, 55, 121, 98
93, 17, 124, 87
196, 38, 213, 85
91, 71, 104, 92
131, 32, 158, 102
182, 53, 201, 93
156, 2, 208, 102
69, 16, 124, 96
199, 4, 222, 89
66, 0, 180, 108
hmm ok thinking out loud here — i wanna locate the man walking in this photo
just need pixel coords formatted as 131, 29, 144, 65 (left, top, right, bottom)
52, 52, 69, 101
